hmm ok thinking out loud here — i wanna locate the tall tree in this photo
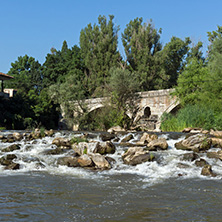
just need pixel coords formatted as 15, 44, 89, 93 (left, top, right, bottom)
7, 55, 42, 93
175, 57, 207, 106
42, 40, 74, 87
122, 18, 164, 90
108, 67, 140, 128
203, 35, 222, 111
80, 15, 121, 95
160, 37, 191, 88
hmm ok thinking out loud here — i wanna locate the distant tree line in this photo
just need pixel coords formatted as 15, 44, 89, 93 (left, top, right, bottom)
1, 15, 221, 130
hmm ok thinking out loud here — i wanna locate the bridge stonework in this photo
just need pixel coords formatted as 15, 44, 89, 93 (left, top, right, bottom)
71, 88, 179, 131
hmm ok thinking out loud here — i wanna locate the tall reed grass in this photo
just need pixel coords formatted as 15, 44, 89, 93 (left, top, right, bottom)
160, 104, 217, 131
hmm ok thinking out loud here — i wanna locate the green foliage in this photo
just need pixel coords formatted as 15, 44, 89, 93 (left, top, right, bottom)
79, 106, 129, 131
80, 15, 121, 95
70, 137, 88, 144
175, 58, 208, 106
7, 55, 43, 93
160, 37, 191, 88
207, 25, 222, 44
4, 19, 222, 132
108, 68, 140, 128
122, 18, 166, 90
48, 70, 87, 129
40, 126, 46, 137
23, 117, 36, 129
2, 54, 59, 130
161, 104, 216, 131
43, 42, 84, 88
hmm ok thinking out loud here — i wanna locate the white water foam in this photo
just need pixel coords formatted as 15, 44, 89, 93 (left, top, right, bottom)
1, 131, 222, 183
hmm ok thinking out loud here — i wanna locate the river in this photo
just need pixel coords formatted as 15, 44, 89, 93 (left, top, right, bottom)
0, 130, 222, 221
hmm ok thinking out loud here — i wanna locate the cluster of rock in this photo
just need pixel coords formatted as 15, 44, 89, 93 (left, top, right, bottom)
55, 138, 116, 170
1, 126, 222, 178
0, 129, 54, 170
175, 129, 222, 177
0, 129, 54, 143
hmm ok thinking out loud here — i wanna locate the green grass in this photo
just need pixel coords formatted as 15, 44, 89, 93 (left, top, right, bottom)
161, 104, 217, 132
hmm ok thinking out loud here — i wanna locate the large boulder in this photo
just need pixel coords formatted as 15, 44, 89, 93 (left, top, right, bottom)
0, 154, 20, 170
122, 147, 154, 166
72, 142, 96, 156
211, 138, 222, 148
94, 141, 116, 155
72, 141, 116, 156
90, 153, 111, 169
107, 126, 125, 133
180, 152, 199, 162
57, 156, 79, 167
77, 154, 93, 167
195, 158, 209, 167
147, 138, 168, 151
52, 137, 71, 148
182, 127, 203, 134
121, 134, 134, 143
4, 162, 20, 170
45, 129, 54, 137
207, 150, 222, 161
13, 132, 23, 141
2, 144, 21, 152
1, 135, 15, 143
201, 164, 216, 177
136, 132, 158, 145
0, 154, 17, 165
100, 133, 116, 142
210, 130, 222, 138
175, 134, 212, 152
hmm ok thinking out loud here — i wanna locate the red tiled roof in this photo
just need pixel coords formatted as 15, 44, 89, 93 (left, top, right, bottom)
0, 72, 14, 80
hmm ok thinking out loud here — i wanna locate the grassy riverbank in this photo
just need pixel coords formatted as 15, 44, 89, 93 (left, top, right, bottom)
160, 104, 222, 132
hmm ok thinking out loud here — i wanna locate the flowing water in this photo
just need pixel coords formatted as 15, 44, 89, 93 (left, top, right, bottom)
0, 130, 222, 221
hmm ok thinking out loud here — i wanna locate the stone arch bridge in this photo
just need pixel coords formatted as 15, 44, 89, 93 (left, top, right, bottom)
68, 88, 179, 130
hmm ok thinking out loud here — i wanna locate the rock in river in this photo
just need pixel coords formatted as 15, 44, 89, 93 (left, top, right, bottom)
175, 134, 211, 152
122, 147, 154, 166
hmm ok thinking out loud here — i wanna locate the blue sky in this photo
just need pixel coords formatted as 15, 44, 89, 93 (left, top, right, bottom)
0, 0, 221, 73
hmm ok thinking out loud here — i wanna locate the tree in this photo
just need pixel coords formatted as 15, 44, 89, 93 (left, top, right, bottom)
108, 67, 140, 128
207, 25, 222, 44
80, 15, 121, 95
48, 69, 88, 129
42, 40, 76, 87
5, 55, 59, 129
122, 18, 165, 90
175, 57, 208, 106
160, 37, 191, 88
202, 35, 222, 111
7, 55, 42, 93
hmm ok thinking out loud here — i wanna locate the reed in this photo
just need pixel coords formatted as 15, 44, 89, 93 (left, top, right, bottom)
161, 104, 216, 131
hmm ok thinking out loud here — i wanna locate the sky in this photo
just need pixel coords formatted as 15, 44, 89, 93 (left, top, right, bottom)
0, 0, 221, 73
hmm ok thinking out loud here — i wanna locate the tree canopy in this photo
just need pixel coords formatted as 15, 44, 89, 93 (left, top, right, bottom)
2, 15, 222, 131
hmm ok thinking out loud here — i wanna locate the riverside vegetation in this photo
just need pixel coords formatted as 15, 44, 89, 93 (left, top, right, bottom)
1, 15, 222, 131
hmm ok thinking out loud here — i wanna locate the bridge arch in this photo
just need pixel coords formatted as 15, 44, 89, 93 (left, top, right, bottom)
163, 100, 180, 115
143, 106, 151, 118
68, 88, 179, 131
